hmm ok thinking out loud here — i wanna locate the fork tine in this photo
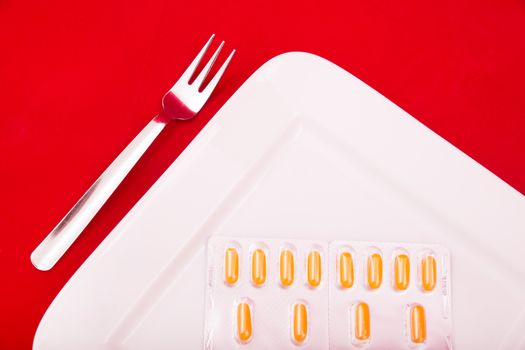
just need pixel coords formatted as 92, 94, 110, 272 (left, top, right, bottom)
201, 49, 235, 98
193, 41, 224, 90
179, 34, 215, 84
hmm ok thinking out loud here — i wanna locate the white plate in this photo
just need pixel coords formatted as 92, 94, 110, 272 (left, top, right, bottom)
34, 52, 525, 350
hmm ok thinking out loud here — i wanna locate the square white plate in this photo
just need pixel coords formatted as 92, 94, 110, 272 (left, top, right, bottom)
34, 52, 525, 350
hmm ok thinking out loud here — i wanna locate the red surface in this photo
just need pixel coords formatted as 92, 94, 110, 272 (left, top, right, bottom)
1, 0, 524, 348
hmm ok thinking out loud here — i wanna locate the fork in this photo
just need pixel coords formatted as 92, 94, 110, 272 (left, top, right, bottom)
31, 35, 235, 271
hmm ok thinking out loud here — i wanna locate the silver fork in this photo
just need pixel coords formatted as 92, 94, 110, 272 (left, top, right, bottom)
31, 35, 235, 271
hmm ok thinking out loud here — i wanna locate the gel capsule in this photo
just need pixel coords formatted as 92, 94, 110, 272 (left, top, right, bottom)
224, 248, 239, 285
339, 251, 354, 289
307, 250, 322, 287
354, 302, 371, 341
251, 249, 266, 286
292, 303, 308, 344
410, 304, 426, 343
421, 255, 437, 291
367, 253, 383, 289
394, 254, 410, 290
280, 249, 295, 287
236, 302, 252, 343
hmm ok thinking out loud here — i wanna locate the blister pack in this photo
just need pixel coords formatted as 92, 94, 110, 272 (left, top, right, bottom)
328, 241, 452, 349
204, 238, 330, 349
204, 237, 452, 349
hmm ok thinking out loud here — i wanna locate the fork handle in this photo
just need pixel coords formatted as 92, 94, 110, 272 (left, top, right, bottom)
31, 118, 167, 271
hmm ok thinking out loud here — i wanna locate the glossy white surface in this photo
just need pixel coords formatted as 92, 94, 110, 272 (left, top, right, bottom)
34, 52, 525, 350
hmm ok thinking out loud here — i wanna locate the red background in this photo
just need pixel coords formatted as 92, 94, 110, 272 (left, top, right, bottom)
1, 0, 524, 348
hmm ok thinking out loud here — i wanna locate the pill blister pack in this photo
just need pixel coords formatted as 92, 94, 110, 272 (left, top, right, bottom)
204, 238, 330, 349
329, 241, 452, 349
204, 237, 452, 349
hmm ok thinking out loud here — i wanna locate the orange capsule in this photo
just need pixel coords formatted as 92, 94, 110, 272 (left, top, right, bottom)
292, 303, 308, 344
394, 254, 410, 290
354, 302, 371, 341
224, 248, 239, 285
339, 251, 354, 289
367, 253, 383, 289
410, 304, 426, 343
307, 250, 322, 287
280, 249, 295, 287
421, 255, 437, 292
236, 302, 252, 343
252, 249, 266, 286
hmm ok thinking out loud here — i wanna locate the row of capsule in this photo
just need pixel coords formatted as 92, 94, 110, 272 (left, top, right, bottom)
224, 247, 438, 291
235, 300, 428, 345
